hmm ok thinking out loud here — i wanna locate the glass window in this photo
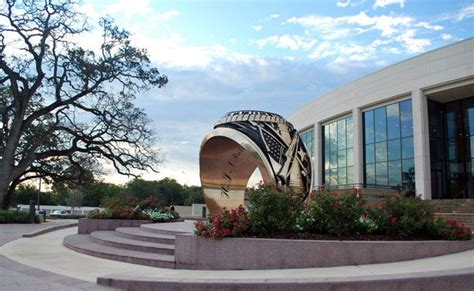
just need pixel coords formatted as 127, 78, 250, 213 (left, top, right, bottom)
402, 158, 415, 183
347, 148, 354, 167
387, 103, 400, 140
376, 162, 388, 186
400, 100, 413, 138
323, 116, 353, 187
364, 99, 414, 188
366, 164, 375, 185
401, 136, 414, 159
329, 122, 337, 151
365, 144, 375, 164
338, 167, 347, 185
375, 141, 387, 162
374, 107, 387, 142
338, 150, 346, 168
300, 128, 314, 157
364, 111, 374, 145
337, 119, 346, 149
389, 161, 402, 187
347, 117, 353, 148
388, 139, 401, 161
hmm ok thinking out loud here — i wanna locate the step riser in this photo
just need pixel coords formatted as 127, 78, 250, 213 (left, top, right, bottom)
64, 239, 175, 269
115, 231, 175, 245
140, 226, 189, 236
90, 236, 175, 255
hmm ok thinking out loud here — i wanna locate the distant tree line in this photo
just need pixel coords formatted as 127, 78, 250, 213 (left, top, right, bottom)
11, 178, 204, 208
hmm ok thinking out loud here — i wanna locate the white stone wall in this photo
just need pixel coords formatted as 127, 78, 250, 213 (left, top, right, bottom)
288, 38, 474, 199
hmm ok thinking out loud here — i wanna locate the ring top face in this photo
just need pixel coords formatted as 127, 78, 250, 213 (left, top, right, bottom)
200, 110, 312, 214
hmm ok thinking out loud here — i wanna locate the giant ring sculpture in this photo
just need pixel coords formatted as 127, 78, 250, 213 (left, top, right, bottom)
199, 110, 312, 214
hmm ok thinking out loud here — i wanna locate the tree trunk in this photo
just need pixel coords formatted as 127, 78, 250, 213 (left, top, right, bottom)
0, 179, 18, 209
0, 184, 10, 209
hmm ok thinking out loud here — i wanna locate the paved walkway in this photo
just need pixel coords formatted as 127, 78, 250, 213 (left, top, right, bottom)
1, 226, 473, 284
0, 222, 115, 290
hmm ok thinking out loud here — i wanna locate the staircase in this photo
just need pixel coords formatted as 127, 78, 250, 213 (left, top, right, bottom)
430, 199, 474, 229
63, 221, 195, 268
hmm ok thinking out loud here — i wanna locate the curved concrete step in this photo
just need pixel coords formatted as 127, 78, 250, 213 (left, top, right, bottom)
140, 221, 195, 236
115, 227, 176, 244
97, 267, 474, 291
90, 231, 175, 255
64, 234, 175, 268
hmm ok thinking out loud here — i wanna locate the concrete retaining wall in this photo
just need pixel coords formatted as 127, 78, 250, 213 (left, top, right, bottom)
175, 234, 474, 270
77, 218, 152, 234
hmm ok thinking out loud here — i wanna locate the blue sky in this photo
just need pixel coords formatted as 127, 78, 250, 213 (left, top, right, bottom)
80, 0, 474, 185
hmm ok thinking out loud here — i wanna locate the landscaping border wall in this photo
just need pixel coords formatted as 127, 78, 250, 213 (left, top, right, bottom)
175, 234, 474, 270
77, 218, 152, 234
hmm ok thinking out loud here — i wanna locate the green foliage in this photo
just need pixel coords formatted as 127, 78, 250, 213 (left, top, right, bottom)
195, 206, 251, 239
303, 190, 365, 236
82, 183, 123, 207
369, 196, 437, 237
247, 186, 301, 235
12, 185, 56, 206
0, 209, 38, 223
124, 178, 186, 206
65, 189, 84, 211
183, 186, 205, 205
87, 206, 150, 220
145, 209, 176, 222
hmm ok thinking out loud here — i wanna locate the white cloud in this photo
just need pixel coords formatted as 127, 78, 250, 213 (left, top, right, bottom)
337, 0, 352, 8
395, 29, 431, 53
155, 10, 180, 21
440, 33, 453, 41
269, 14, 280, 19
256, 35, 317, 51
415, 21, 443, 31
308, 42, 336, 60
288, 12, 414, 37
373, 0, 406, 9
454, 4, 474, 22
252, 25, 263, 31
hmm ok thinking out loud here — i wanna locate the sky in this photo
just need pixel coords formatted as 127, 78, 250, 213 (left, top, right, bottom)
79, 0, 474, 186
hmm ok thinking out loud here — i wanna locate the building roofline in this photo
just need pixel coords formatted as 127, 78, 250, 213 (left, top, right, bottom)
289, 37, 474, 118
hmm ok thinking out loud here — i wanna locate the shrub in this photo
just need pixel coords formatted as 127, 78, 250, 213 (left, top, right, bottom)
247, 186, 301, 235
87, 209, 109, 219
0, 209, 38, 223
426, 217, 472, 240
195, 205, 251, 239
369, 196, 436, 237
101, 195, 140, 209
145, 209, 177, 222
87, 207, 150, 220
303, 190, 366, 236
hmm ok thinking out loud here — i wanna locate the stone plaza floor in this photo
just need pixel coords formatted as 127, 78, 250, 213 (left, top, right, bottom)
0, 223, 473, 290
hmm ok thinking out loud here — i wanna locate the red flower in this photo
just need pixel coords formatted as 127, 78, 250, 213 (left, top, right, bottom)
391, 217, 398, 225
333, 192, 339, 198
333, 202, 340, 209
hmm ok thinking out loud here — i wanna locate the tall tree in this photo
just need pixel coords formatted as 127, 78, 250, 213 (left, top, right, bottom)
0, 0, 167, 208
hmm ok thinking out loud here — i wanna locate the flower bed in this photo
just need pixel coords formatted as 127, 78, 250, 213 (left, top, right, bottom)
194, 187, 472, 241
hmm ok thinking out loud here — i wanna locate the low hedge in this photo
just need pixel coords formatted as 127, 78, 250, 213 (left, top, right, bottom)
0, 209, 39, 223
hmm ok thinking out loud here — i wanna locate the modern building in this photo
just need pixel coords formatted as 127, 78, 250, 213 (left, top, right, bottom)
289, 38, 474, 200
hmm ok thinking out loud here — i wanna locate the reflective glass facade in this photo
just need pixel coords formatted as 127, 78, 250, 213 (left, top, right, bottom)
363, 99, 414, 189
429, 97, 474, 199
323, 116, 353, 188
300, 128, 314, 157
